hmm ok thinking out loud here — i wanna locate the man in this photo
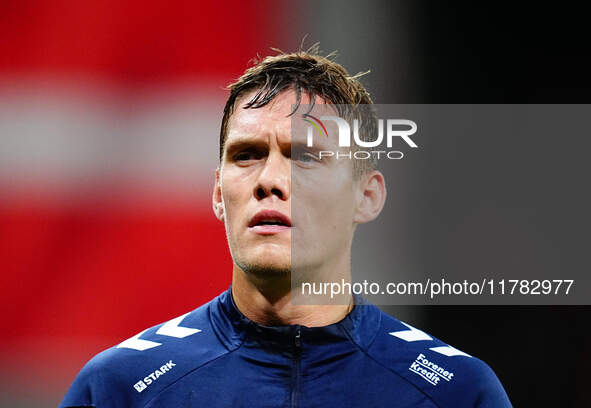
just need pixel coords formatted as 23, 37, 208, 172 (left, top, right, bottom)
59, 49, 512, 407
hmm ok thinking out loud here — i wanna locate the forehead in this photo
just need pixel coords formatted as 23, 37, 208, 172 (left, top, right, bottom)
225, 89, 335, 145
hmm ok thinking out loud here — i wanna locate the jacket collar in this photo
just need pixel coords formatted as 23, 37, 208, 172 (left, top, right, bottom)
209, 285, 381, 352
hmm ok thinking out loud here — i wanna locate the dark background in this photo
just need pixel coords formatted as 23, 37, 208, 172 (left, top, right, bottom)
399, 2, 589, 406
307, 1, 590, 406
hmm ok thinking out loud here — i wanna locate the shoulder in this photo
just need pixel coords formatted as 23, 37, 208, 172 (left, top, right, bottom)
364, 307, 512, 408
59, 295, 228, 408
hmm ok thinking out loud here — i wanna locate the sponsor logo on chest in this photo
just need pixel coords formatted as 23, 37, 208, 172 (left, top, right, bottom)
408, 353, 454, 386
133, 360, 176, 393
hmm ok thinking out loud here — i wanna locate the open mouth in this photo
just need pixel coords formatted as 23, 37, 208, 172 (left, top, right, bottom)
254, 220, 289, 227
248, 210, 292, 233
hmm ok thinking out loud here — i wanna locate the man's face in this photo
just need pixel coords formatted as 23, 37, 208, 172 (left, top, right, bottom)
213, 89, 360, 279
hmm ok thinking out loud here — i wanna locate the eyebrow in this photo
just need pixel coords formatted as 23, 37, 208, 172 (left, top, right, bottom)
224, 133, 331, 162
290, 140, 325, 153
223, 138, 268, 157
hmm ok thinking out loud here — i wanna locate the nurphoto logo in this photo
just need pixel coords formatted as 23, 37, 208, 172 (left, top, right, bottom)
302, 113, 418, 160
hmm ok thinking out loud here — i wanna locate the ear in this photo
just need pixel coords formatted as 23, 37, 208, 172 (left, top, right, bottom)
212, 167, 225, 222
352, 170, 387, 224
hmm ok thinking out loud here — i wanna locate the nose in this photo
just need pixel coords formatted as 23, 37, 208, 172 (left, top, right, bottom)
254, 150, 290, 201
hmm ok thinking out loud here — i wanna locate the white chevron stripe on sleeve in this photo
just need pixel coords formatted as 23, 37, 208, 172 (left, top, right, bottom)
155, 312, 202, 338
389, 322, 433, 342
116, 329, 162, 351
429, 345, 471, 357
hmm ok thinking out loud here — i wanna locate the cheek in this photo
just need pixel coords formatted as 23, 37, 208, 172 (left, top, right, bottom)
295, 185, 355, 231
220, 173, 247, 224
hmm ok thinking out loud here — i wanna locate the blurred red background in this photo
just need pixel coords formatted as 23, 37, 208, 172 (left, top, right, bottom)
0, 1, 289, 404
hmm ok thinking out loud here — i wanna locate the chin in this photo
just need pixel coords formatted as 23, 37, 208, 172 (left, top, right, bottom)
236, 254, 291, 278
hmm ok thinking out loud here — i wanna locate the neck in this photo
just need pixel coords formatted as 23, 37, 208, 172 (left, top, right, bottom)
231, 264, 354, 327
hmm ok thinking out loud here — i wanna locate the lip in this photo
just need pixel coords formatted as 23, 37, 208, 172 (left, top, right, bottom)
248, 209, 292, 235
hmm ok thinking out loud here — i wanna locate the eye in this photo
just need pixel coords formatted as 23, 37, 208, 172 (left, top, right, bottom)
234, 149, 263, 162
234, 152, 251, 161
292, 148, 320, 164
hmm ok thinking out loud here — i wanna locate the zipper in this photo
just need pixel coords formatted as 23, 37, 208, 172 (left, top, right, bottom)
290, 326, 302, 408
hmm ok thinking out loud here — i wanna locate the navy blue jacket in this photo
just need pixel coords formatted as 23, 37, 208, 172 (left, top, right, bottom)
60, 287, 512, 407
